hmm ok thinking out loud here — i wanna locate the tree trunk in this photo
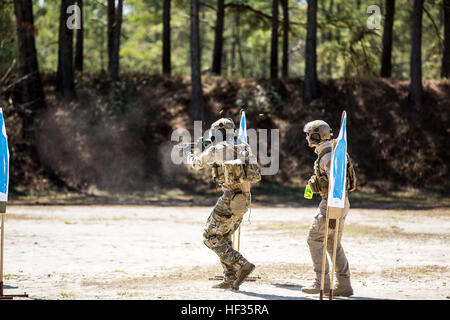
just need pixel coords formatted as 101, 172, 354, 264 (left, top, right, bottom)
442, 0, 450, 78
231, 24, 236, 77
325, 0, 334, 78
304, 0, 318, 105
107, 0, 115, 73
281, 0, 289, 79
189, 0, 204, 121
13, 0, 47, 186
270, 0, 279, 79
236, 10, 245, 77
223, 48, 228, 76
74, 0, 83, 72
409, 0, 423, 112
327, 0, 334, 41
57, 0, 76, 102
110, 0, 123, 82
163, 0, 171, 75
335, 3, 341, 42
12, 0, 45, 112
381, 0, 395, 78
212, 0, 225, 75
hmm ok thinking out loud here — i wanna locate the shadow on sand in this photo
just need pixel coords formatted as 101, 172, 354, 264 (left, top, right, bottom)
235, 283, 388, 300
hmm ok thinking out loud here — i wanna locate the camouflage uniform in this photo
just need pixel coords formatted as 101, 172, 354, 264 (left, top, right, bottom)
187, 138, 258, 286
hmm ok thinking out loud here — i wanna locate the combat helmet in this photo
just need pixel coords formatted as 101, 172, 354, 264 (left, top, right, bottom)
303, 120, 333, 144
210, 118, 235, 130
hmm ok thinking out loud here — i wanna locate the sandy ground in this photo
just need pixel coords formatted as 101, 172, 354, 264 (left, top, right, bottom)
1, 204, 449, 300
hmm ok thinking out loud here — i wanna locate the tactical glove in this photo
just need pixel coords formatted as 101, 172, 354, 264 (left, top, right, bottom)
308, 176, 321, 194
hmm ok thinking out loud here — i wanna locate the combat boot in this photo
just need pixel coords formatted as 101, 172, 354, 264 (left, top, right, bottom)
326, 277, 353, 297
301, 275, 330, 294
212, 280, 233, 289
232, 262, 255, 290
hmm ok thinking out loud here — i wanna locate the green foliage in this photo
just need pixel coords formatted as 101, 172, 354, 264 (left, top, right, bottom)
0, 0, 18, 75
236, 83, 283, 114
34, 0, 109, 73
1, 0, 447, 79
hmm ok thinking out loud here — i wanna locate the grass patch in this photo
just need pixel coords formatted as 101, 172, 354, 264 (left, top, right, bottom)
381, 265, 449, 279
343, 223, 448, 241
5, 214, 44, 221
60, 291, 76, 298
117, 291, 140, 297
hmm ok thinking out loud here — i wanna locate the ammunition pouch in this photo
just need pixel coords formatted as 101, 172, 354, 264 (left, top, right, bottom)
318, 175, 329, 194
230, 191, 250, 216
308, 174, 329, 195
222, 159, 261, 186
346, 155, 357, 192
223, 160, 246, 185
308, 175, 321, 194
211, 143, 261, 189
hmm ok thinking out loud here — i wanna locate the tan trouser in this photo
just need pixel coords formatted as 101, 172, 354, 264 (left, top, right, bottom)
307, 197, 350, 281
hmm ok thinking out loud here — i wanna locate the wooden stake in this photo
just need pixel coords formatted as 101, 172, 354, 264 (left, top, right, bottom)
329, 218, 340, 300
319, 206, 330, 300
237, 225, 241, 251
232, 231, 235, 249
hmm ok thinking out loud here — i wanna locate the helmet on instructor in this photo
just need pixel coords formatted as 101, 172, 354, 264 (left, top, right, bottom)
303, 120, 333, 144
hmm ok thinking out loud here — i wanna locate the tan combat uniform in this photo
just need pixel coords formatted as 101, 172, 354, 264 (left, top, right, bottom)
187, 140, 258, 285
306, 140, 351, 290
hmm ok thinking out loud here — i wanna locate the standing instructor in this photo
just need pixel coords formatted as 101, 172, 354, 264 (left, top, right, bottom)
301, 120, 356, 297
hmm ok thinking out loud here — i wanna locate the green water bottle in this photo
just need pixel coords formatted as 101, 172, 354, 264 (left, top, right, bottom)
304, 184, 313, 199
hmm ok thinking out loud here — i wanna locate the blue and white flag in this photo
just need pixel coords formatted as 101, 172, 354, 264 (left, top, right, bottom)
327, 111, 347, 208
0, 108, 9, 202
238, 110, 247, 143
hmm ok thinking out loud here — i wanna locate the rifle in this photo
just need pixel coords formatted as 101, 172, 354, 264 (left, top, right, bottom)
175, 137, 212, 153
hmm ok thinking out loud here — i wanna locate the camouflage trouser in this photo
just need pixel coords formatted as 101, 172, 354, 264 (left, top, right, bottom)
307, 197, 351, 281
203, 190, 250, 282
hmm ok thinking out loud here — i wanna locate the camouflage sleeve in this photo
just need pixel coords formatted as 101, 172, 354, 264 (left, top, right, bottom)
186, 146, 217, 170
